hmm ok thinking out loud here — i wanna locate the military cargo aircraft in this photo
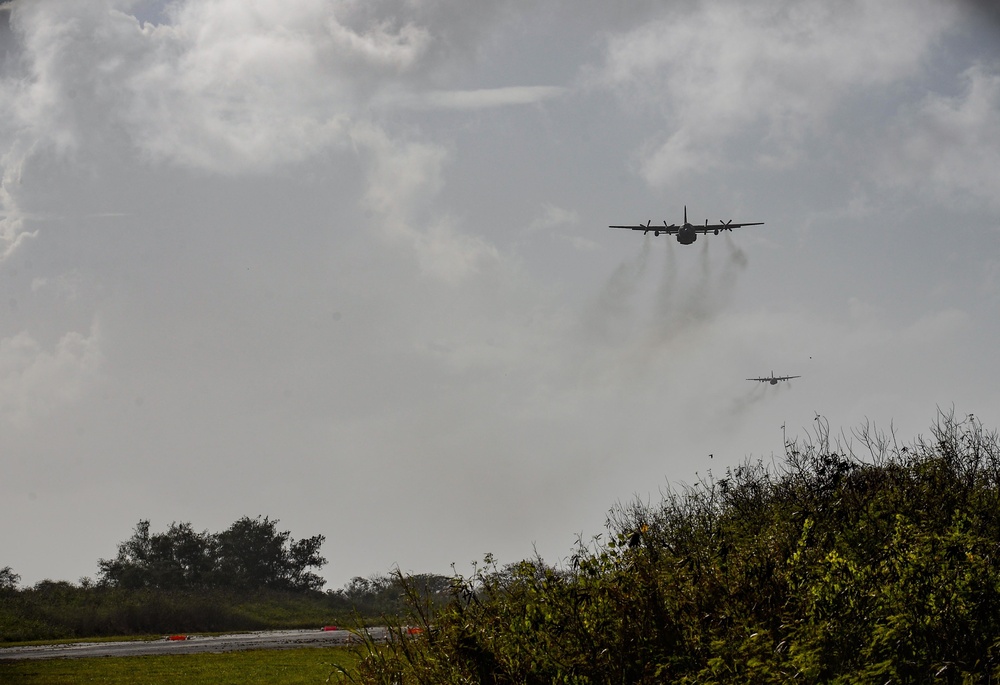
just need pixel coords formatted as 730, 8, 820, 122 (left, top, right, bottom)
610, 206, 763, 245
747, 372, 801, 385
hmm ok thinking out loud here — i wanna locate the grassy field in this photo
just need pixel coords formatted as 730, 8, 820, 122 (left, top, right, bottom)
0, 646, 363, 685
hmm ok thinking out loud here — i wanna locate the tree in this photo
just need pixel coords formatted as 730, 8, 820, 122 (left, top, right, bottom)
98, 520, 214, 589
0, 565, 19, 592
213, 516, 326, 591
97, 516, 327, 592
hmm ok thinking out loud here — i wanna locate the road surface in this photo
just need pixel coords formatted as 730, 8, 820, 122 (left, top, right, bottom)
0, 627, 388, 660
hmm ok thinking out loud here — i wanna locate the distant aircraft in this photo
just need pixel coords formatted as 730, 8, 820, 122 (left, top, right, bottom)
609, 206, 763, 245
747, 372, 801, 385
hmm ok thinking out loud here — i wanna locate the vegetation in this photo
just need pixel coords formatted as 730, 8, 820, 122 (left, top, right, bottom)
1, 514, 449, 642
0, 645, 363, 685
349, 411, 1000, 683
1, 583, 335, 642
0, 574, 451, 643
97, 516, 326, 593
8, 410, 1000, 683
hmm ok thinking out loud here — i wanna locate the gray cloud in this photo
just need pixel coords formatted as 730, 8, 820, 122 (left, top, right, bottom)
0, 0, 997, 589
876, 64, 1000, 211
591, 0, 961, 185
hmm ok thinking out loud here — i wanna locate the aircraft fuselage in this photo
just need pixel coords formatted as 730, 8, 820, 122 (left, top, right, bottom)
677, 223, 697, 245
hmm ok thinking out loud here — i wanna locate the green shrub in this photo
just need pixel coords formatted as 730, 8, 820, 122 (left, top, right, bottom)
348, 411, 1000, 684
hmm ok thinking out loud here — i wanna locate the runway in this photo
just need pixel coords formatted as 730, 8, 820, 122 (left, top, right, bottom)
0, 627, 388, 660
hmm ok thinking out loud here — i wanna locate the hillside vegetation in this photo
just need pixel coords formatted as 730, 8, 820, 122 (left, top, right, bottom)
353, 411, 1000, 683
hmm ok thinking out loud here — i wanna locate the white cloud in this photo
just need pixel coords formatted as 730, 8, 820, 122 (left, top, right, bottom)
352, 121, 500, 283
591, 0, 959, 185
0, 0, 432, 174
0, 0, 996, 592
378, 85, 567, 110
0, 143, 39, 262
0, 322, 103, 427
876, 63, 1000, 211
527, 203, 579, 233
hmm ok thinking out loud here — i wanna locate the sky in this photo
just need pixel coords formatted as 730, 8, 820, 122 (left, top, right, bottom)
1, 0, 999, 590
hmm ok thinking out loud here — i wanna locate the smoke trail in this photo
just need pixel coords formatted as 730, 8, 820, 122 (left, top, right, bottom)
726, 381, 769, 418
721, 233, 748, 292
581, 237, 651, 342
679, 235, 714, 326
649, 238, 676, 341
648, 236, 714, 349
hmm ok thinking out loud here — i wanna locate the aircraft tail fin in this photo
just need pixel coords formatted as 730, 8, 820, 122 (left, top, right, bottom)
684, 205, 687, 224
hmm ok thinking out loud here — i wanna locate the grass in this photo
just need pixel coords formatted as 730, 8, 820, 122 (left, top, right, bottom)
0, 646, 363, 685
0, 634, 169, 648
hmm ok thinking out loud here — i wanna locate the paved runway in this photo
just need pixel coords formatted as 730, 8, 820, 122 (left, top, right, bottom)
0, 627, 387, 660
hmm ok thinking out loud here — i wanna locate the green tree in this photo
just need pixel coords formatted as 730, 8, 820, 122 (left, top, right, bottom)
213, 515, 326, 591
0, 565, 19, 592
97, 520, 214, 589
97, 516, 326, 592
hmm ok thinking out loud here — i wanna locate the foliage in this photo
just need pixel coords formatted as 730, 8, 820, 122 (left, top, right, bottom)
97, 516, 326, 593
349, 410, 1000, 683
0, 572, 451, 642
0, 568, 18, 593
0, 584, 331, 642
331, 573, 452, 619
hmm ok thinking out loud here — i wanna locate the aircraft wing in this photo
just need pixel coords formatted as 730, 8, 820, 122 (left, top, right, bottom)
609, 222, 679, 233
747, 377, 769, 382
775, 375, 801, 381
695, 221, 764, 234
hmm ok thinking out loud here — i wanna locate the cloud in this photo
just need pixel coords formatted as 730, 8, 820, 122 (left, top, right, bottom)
0, 0, 568, 177
378, 85, 567, 110
875, 63, 1000, 211
0, 144, 40, 262
527, 203, 580, 233
0, 0, 432, 174
0, 322, 103, 427
0, 0, 995, 592
351, 121, 500, 283
590, 0, 960, 185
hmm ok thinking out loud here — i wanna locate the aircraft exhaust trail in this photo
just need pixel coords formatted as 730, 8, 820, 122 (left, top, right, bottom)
648, 239, 676, 344
585, 229, 752, 375
721, 233, 748, 290
727, 381, 769, 418
583, 236, 651, 341
682, 236, 713, 325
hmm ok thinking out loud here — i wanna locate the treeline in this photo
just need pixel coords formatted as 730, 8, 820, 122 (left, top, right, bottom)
0, 574, 450, 642
97, 515, 326, 592
354, 411, 1000, 683
0, 573, 451, 642
0, 515, 451, 641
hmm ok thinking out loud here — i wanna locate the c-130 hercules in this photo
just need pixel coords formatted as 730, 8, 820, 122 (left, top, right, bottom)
747, 372, 801, 385
610, 206, 763, 245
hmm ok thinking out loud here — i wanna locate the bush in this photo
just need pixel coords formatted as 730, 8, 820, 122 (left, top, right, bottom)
348, 410, 1000, 683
